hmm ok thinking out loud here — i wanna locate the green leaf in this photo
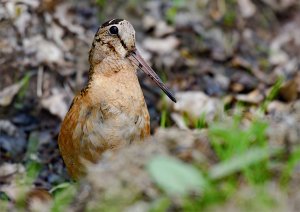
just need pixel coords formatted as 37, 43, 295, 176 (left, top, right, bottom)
26, 161, 41, 182
150, 197, 171, 212
209, 147, 276, 180
25, 132, 39, 160
160, 108, 167, 128
49, 182, 73, 194
260, 77, 283, 112
51, 183, 76, 212
147, 156, 207, 195
280, 146, 300, 186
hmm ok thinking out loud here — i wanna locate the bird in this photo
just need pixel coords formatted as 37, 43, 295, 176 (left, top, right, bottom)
58, 19, 176, 180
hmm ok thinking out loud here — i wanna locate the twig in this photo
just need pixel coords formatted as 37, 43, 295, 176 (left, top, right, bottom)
37, 66, 44, 97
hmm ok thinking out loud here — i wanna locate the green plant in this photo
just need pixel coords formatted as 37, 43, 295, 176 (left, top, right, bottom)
95, 0, 106, 7
260, 77, 283, 112
150, 197, 171, 212
280, 146, 300, 186
147, 156, 207, 196
166, 0, 184, 24
209, 115, 271, 184
195, 113, 207, 129
160, 97, 168, 128
51, 183, 76, 212
0, 192, 9, 211
160, 72, 173, 128
14, 73, 31, 109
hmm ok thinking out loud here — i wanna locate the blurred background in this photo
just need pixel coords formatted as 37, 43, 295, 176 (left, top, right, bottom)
0, 0, 300, 211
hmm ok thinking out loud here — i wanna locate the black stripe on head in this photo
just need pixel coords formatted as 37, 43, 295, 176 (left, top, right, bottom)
117, 34, 128, 50
101, 19, 124, 28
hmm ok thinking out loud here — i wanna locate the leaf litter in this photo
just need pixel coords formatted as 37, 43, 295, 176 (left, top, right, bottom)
0, 0, 300, 211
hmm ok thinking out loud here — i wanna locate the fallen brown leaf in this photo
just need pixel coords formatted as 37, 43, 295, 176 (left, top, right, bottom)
0, 81, 23, 106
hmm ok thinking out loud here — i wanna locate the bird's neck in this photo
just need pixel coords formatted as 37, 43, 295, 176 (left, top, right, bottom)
83, 57, 143, 107
90, 57, 129, 78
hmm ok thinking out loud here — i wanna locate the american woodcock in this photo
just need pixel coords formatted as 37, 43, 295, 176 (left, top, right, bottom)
58, 19, 176, 180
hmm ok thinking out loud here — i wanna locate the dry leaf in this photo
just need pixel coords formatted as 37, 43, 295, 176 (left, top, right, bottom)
41, 88, 68, 120
205, 28, 239, 61
0, 163, 24, 178
279, 78, 298, 102
0, 82, 23, 106
23, 35, 64, 65
54, 3, 85, 40
170, 113, 188, 130
269, 21, 300, 66
143, 36, 179, 54
142, 15, 156, 30
238, 0, 256, 18
261, 0, 296, 11
169, 91, 221, 123
267, 100, 289, 114
154, 21, 175, 37
236, 89, 264, 104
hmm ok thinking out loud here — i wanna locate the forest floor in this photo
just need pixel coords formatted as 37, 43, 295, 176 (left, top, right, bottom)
0, 0, 300, 211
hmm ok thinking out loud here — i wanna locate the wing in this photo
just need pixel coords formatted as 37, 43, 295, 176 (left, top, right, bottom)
58, 95, 84, 179
58, 95, 108, 180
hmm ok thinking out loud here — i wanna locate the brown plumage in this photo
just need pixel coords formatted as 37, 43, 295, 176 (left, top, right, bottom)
58, 19, 176, 180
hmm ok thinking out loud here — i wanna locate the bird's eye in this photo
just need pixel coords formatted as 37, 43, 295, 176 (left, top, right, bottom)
109, 26, 118, 35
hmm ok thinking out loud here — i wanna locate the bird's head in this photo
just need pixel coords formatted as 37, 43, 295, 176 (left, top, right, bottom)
89, 19, 176, 102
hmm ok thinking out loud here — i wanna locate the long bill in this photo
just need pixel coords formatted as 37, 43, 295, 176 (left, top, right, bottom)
128, 49, 177, 103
